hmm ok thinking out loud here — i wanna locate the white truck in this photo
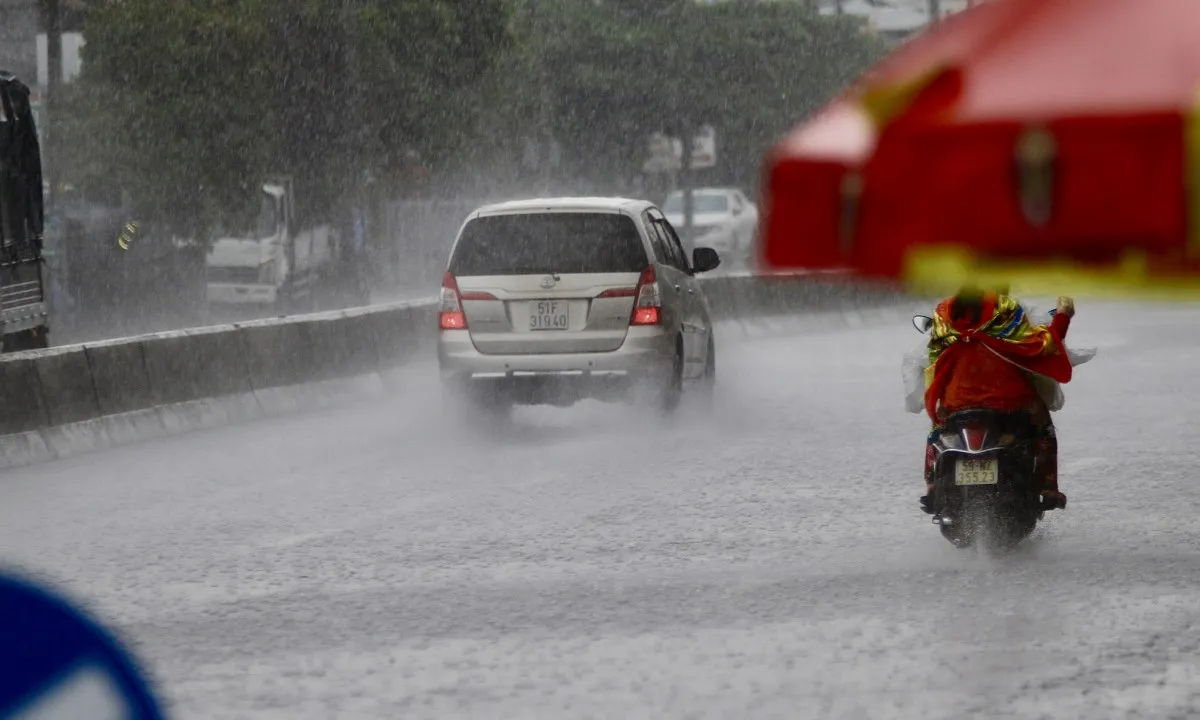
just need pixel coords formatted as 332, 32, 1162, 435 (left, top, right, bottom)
205, 178, 340, 316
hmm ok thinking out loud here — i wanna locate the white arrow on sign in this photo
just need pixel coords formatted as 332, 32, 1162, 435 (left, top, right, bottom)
11, 663, 130, 720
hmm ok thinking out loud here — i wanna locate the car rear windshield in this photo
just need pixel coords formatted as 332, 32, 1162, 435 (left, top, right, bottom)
450, 212, 648, 276
663, 193, 729, 214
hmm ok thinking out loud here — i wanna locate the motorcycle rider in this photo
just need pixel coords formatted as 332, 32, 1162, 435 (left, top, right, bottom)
918, 285, 1075, 515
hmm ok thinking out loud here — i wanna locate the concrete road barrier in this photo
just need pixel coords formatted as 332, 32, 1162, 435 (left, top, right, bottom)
701, 270, 905, 320
30, 346, 101, 428
335, 308, 385, 377
142, 325, 253, 406
84, 338, 156, 417
238, 318, 309, 391
0, 276, 908, 470
0, 353, 47, 436
369, 305, 427, 375
303, 311, 374, 381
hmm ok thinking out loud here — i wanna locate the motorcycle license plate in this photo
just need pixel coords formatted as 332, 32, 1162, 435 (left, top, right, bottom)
955, 457, 999, 486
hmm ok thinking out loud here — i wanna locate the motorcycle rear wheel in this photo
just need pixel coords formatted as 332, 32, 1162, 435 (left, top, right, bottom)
938, 487, 1039, 552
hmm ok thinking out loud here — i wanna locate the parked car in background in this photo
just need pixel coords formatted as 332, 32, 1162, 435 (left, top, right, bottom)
662, 187, 759, 267
437, 197, 722, 418
205, 178, 340, 317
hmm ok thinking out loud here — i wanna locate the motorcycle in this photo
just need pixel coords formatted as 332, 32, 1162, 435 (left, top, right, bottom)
911, 314, 1046, 551
927, 407, 1045, 550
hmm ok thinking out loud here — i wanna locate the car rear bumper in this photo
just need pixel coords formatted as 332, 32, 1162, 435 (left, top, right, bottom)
438, 326, 674, 403
207, 283, 277, 305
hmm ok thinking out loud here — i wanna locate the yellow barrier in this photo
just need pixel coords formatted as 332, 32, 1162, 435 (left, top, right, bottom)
901, 245, 1200, 302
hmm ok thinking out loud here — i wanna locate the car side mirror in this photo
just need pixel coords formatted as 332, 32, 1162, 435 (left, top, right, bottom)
692, 247, 721, 274
732, 205, 743, 216
913, 315, 933, 334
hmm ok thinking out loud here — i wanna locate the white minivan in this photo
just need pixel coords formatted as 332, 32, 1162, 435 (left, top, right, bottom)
437, 197, 721, 415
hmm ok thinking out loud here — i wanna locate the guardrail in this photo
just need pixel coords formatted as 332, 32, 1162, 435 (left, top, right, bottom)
0, 271, 907, 469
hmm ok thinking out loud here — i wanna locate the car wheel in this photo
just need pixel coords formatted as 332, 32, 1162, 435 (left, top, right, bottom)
700, 334, 716, 403
654, 343, 684, 416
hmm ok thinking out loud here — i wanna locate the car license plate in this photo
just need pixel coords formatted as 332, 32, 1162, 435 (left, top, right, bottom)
955, 457, 999, 486
529, 300, 569, 331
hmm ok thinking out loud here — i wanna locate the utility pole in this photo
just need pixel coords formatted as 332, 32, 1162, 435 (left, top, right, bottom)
341, 0, 367, 303
670, 1, 694, 252
43, 0, 61, 213
536, 0, 553, 194
929, 0, 941, 24
342, 0, 361, 180
680, 120, 694, 252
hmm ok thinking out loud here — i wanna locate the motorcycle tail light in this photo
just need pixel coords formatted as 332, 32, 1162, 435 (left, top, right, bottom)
963, 426, 986, 451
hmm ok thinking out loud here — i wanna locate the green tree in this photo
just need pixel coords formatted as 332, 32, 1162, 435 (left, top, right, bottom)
64, 0, 510, 232
483, 0, 885, 195
60, 0, 882, 222
68, 0, 273, 231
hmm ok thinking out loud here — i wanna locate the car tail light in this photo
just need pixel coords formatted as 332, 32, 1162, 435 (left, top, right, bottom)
597, 287, 637, 298
459, 290, 498, 301
630, 265, 661, 326
440, 272, 468, 330
440, 272, 496, 330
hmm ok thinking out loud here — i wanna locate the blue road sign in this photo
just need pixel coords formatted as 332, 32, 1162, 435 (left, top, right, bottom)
0, 571, 166, 719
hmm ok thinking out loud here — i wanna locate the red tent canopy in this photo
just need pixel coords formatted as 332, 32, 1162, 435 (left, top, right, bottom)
761, 0, 1040, 270
945, 0, 1200, 121
759, 100, 874, 269
763, 0, 1200, 282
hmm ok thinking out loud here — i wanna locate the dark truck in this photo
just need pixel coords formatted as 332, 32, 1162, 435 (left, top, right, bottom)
0, 71, 48, 352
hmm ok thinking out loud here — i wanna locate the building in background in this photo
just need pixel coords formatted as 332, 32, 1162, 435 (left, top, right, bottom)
37, 32, 84, 87
818, 0, 972, 44
0, 0, 84, 140
697, 0, 976, 46
0, 0, 38, 82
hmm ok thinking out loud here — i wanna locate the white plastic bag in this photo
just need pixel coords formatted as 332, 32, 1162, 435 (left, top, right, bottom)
1023, 304, 1097, 411
902, 340, 928, 414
